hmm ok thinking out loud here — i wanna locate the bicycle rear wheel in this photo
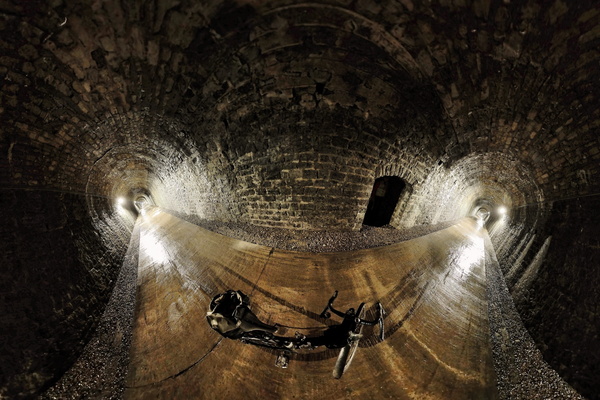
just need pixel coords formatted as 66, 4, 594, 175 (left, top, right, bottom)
332, 303, 366, 379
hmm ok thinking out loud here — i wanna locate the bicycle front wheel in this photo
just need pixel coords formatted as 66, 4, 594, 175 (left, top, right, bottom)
332, 304, 366, 379
333, 345, 350, 378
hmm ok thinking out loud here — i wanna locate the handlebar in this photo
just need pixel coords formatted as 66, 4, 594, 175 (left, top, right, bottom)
320, 292, 386, 341
319, 290, 338, 319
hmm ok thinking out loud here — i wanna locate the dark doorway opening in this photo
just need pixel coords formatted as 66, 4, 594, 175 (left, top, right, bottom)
363, 176, 405, 227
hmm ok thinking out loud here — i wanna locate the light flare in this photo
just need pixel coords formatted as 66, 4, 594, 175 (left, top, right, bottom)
140, 231, 170, 264
455, 238, 484, 274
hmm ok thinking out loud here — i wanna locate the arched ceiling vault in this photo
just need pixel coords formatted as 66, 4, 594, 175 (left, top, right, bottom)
2, 0, 597, 222
0, 0, 599, 398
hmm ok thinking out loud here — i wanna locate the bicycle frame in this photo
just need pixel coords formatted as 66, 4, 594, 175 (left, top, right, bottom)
210, 290, 385, 376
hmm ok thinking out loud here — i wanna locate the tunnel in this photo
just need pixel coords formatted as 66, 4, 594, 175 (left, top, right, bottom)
363, 176, 406, 227
0, 0, 598, 399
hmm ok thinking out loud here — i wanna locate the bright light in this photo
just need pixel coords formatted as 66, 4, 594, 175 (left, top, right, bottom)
134, 196, 148, 213
117, 197, 126, 206
456, 242, 484, 273
475, 207, 490, 225
498, 206, 507, 215
140, 231, 169, 264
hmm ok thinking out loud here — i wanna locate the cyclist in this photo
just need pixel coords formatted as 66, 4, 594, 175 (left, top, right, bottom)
206, 290, 278, 339
207, 290, 384, 349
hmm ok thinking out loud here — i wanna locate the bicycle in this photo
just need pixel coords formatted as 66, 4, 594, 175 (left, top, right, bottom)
319, 291, 385, 378
207, 290, 385, 378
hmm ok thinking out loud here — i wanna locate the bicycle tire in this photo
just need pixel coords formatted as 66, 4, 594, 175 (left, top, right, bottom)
332, 303, 366, 379
240, 332, 291, 351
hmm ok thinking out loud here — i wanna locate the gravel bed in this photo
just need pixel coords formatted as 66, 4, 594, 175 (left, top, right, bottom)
166, 210, 456, 252
484, 235, 585, 400
42, 221, 140, 400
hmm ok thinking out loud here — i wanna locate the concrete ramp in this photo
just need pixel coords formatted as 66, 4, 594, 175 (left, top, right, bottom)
125, 207, 498, 399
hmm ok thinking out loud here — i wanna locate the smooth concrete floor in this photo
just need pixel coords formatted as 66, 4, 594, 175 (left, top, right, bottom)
124, 206, 498, 399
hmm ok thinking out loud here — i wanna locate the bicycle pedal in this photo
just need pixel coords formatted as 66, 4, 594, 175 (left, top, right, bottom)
275, 354, 289, 369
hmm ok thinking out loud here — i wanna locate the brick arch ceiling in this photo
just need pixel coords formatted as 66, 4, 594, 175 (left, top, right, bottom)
0, 0, 599, 398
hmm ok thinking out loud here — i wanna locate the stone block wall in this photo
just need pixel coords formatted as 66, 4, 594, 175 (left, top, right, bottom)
226, 114, 437, 230
1, 0, 599, 397
503, 196, 600, 398
400, 152, 541, 229
0, 190, 129, 398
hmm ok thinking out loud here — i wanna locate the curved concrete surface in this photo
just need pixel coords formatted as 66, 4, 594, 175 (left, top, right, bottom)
125, 207, 498, 399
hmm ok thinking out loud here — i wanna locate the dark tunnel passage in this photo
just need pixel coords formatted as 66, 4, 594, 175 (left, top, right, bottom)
363, 176, 406, 227
0, 1, 599, 399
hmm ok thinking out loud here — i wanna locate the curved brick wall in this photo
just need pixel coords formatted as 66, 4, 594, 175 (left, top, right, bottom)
0, 0, 598, 398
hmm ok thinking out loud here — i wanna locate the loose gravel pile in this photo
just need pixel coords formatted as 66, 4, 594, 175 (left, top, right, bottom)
484, 235, 584, 400
170, 211, 456, 252
42, 213, 586, 399
42, 223, 140, 400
